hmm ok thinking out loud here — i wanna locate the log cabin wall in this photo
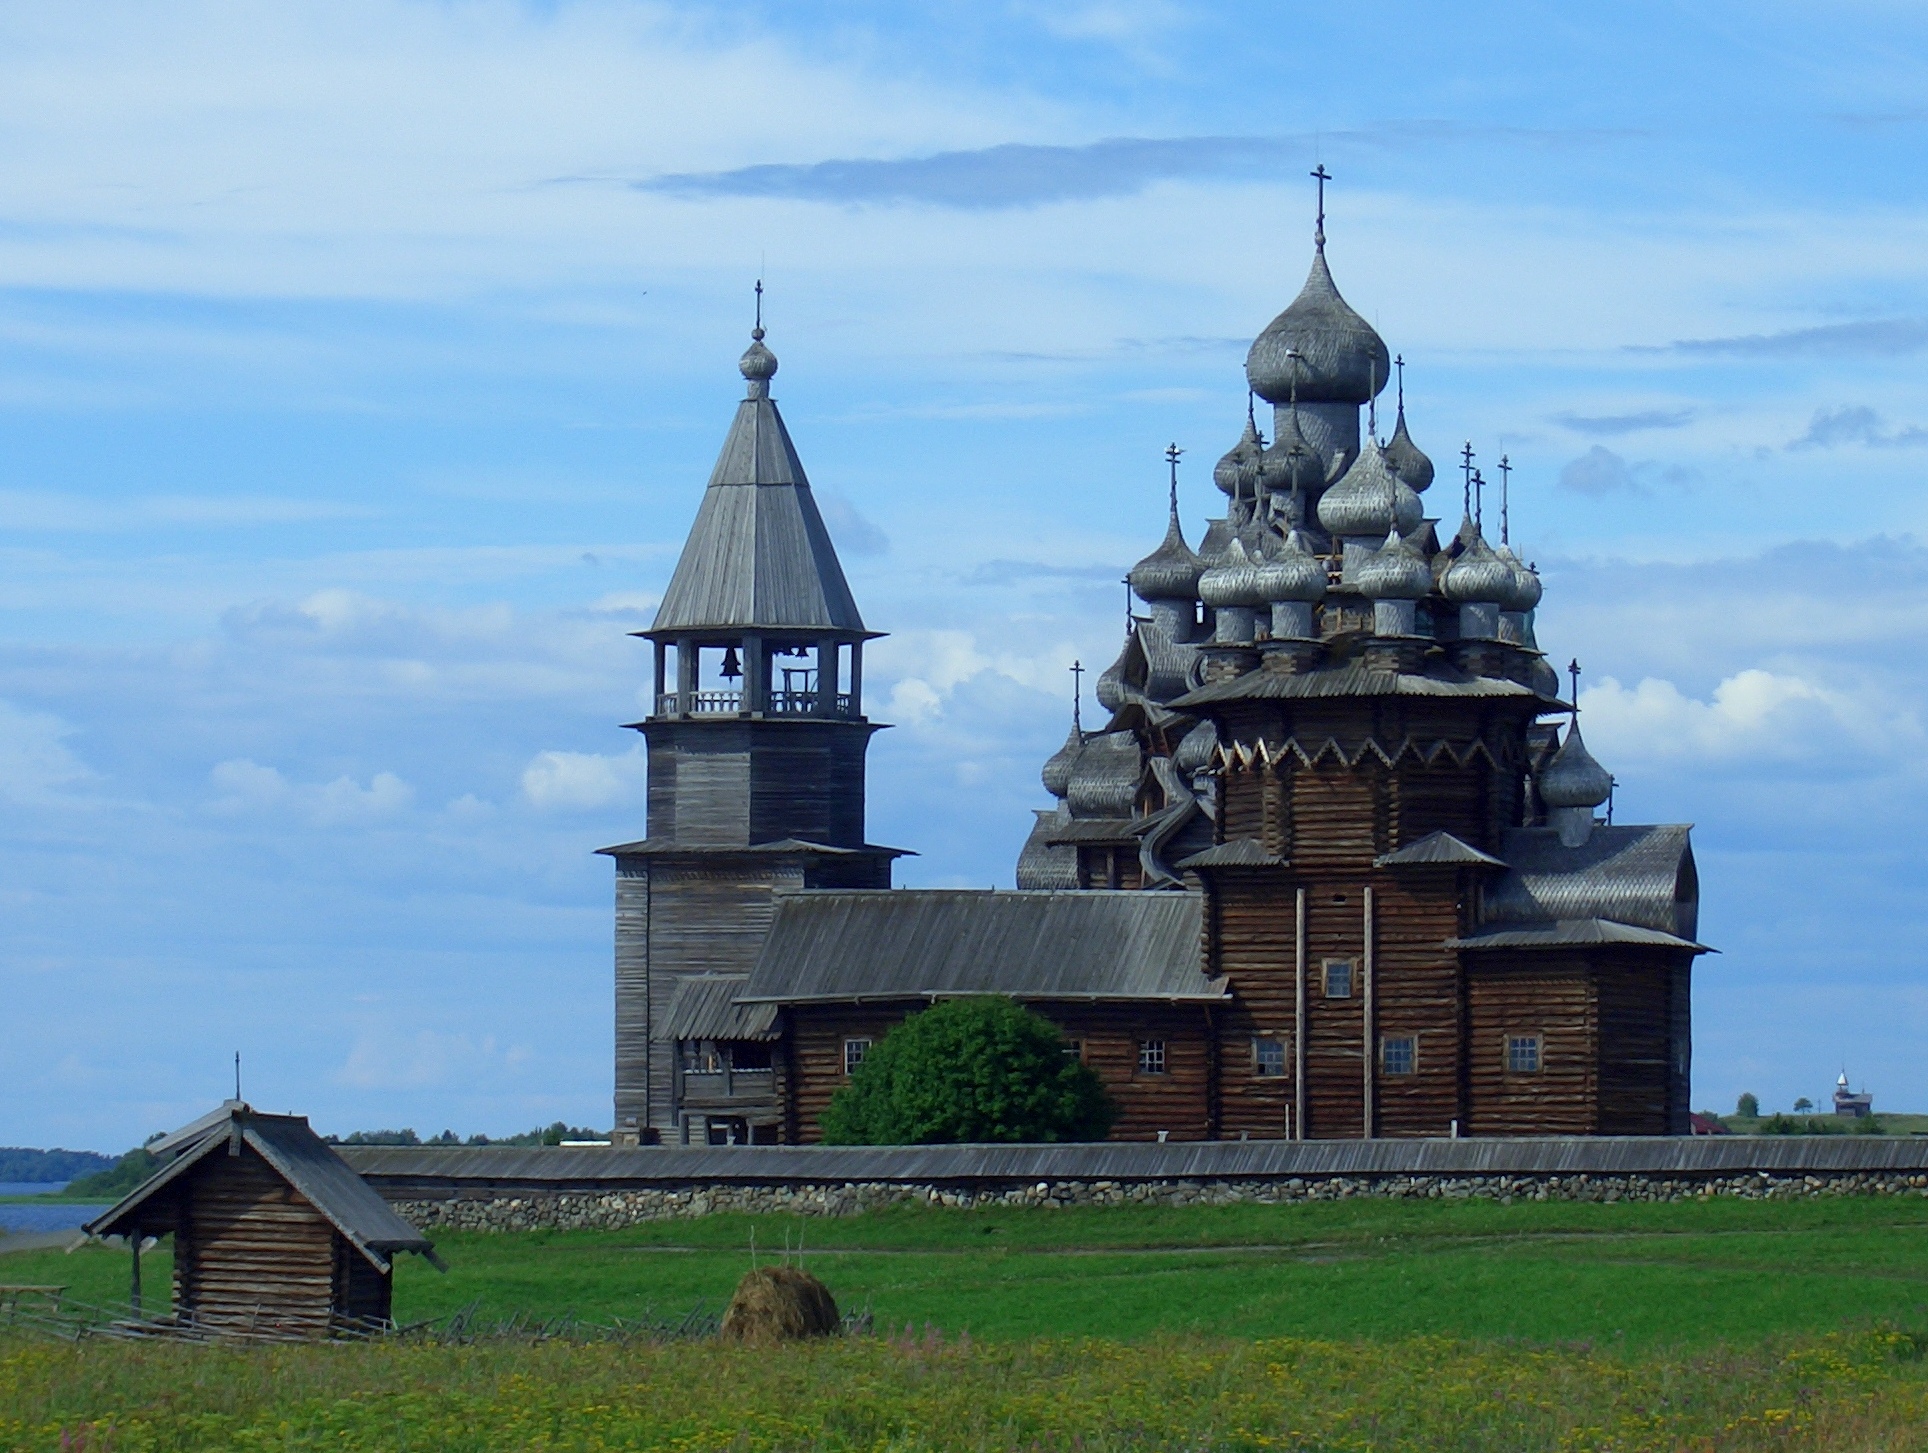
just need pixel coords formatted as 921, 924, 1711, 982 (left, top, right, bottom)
621, 856, 808, 1138
1367, 868, 1466, 1138
1464, 952, 1598, 1135
1209, 869, 1296, 1140
1594, 949, 1694, 1136
786, 1002, 1213, 1143
332, 1234, 392, 1323
174, 1148, 344, 1336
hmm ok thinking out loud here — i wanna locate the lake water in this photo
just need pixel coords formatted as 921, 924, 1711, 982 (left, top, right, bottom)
0, 1183, 105, 1236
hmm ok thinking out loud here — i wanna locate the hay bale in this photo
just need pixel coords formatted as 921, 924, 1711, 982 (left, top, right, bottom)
719, 1265, 841, 1343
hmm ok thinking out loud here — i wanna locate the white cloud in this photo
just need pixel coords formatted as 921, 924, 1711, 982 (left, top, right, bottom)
1580, 669, 1918, 765
208, 758, 414, 824
520, 745, 646, 811
0, 700, 98, 803
335, 1027, 531, 1092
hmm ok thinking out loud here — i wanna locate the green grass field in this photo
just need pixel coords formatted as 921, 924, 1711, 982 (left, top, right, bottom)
14, 1196, 1928, 1449
13, 1193, 1928, 1348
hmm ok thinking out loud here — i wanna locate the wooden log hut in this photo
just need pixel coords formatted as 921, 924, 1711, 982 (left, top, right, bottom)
84, 1101, 442, 1338
606, 185, 1710, 1144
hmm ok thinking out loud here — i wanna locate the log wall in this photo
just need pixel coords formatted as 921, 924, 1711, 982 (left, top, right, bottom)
1464, 953, 1597, 1135
786, 1002, 1213, 1144
173, 1147, 350, 1337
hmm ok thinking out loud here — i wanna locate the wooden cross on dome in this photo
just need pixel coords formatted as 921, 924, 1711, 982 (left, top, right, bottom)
1311, 163, 1331, 249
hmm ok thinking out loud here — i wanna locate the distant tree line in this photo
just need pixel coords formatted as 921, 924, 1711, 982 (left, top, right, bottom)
0, 1146, 116, 1183
322, 1121, 607, 1148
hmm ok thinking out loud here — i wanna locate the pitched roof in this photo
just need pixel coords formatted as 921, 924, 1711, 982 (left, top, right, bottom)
1447, 917, 1712, 953
1177, 840, 1286, 869
650, 390, 866, 635
655, 975, 780, 1042
1375, 830, 1507, 868
85, 1104, 438, 1271
1485, 824, 1699, 941
1173, 660, 1545, 709
740, 889, 1226, 1003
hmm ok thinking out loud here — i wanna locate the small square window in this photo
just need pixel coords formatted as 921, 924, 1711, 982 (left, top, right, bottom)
1138, 1039, 1167, 1075
1381, 1036, 1415, 1076
1062, 1039, 1085, 1062
1507, 1035, 1542, 1074
1253, 1038, 1286, 1077
1323, 959, 1354, 999
844, 1038, 872, 1075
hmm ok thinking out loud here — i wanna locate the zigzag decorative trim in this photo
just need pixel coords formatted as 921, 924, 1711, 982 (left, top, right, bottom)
1213, 734, 1519, 773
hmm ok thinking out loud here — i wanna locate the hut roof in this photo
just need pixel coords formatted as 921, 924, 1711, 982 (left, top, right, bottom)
655, 975, 781, 1042
85, 1103, 439, 1272
1484, 824, 1700, 942
739, 889, 1226, 1004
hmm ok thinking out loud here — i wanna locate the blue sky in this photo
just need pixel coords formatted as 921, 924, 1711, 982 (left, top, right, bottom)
5, 0, 1928, 1150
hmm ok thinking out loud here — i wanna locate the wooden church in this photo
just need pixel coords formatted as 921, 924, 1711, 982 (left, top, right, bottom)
605, 185, 1708, 1148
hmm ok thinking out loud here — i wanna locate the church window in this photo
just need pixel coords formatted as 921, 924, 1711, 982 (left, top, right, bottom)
1253, 1038, 1286, 1077
1381, 1036, 1416, 1076
1137, 1040, 1167, 1075
844, 1038, 871, 1075
1507, 1035, 1542, 1074
1323, 959, 1354, 999
1062, 1039, 1085, 1062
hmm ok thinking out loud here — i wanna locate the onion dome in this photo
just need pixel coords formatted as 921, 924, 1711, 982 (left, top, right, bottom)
1128, 494, 1204, 602
1496, 544, 1542, 613
1245, 251, 1391, 406
1382, 405, 1434, 492
1539, 719, 1612, 809
1198, 537, 1267, 609
1041, 722, 1082, 799
1354, 526, 1433, 601
1212, 413, 1265, 500
739, 326, 778, 384
1317, 443, 1423, 539
1441, 527, 1514, 605
1173, 720, 1217, 774
1252, 529, 1328, 603
1260, 406, 1323, 496
1528, 656, 1560, 698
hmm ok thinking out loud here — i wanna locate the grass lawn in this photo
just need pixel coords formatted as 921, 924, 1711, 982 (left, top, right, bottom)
12, 1198, 1928, 1449
12, 1194, 1928, 1347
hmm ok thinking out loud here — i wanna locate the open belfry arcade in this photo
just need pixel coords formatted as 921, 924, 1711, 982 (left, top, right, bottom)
604, 178, 1707, 1148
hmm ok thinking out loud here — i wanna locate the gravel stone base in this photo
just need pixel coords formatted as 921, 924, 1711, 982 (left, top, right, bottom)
390, 1171, 1928, 1232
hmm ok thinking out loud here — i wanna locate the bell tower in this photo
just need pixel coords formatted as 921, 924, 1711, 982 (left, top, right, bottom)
602, 312, 899, 1144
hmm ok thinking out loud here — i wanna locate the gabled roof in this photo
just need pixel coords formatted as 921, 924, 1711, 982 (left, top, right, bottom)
1177, 840, 1286, 869
655, 975, 780, 1042
1173, 661, 1546, 709
85, 1104, 439, 1272
595, 837, 913, 859
650, 389, 866, 636
740, 889, 1226, 1004
1375, 831, 1507, 869
1447, 917, 1712, 953
1486, 824, 1698, 941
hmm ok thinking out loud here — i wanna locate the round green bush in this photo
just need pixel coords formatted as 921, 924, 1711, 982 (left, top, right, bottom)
819, 997, 1115, 1145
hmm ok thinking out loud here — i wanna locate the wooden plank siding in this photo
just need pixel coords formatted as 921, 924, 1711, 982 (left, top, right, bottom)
786, 1002, 1213, 1143
1464, 952, 1597, 1135
173, 1148, 368, 1337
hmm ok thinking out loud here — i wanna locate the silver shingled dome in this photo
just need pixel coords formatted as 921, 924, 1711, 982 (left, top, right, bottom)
1128, 495, 1205, 602
1538, 719, 1613, 809
1198, 536, 1267, 608
1442, 527, 1515, 605
1245, 251, 1391, 407
1382, 405, 1434, 492
1317, 443, 1424, 539
1354, 526, 1433, 601
1251, 529, 1328, 603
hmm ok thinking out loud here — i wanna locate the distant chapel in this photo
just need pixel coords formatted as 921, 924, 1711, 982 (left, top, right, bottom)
604, 190, 1708, 1147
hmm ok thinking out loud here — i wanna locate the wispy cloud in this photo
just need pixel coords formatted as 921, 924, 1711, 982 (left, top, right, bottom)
1663, 318, 1928, 358
1787, 405, 1928, 450
1554, 408, 1694, 436
631, 123, 1638, 211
